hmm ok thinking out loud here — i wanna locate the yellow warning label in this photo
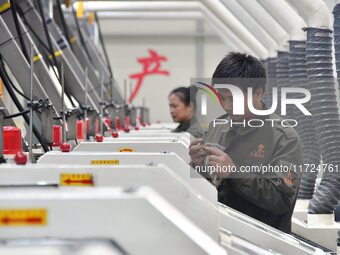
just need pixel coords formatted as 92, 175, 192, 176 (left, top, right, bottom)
77, 1, 84, 18
0, 2, 11, 14
118, 148, 135, 152
70, 36, 77, 44
33, 54, 42, 63
88, 12, 95, 25
48, 50, 63, 60
91, 160, 120, 165
0, 209, 47, 227
60, 173, 94, 186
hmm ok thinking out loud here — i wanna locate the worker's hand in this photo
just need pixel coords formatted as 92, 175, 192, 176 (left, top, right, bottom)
189, 138, 207, 166
204, 145, 235, 178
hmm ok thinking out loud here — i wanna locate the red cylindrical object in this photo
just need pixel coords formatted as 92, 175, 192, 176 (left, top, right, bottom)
77, 120, 84, 140
14, 151, 27, 165
53, 125, 62, 147
112, 131, 119, 138
95, 119, 99, 134
125, 116, 130, 130
95, 134, 104, 142
3, 126, 22, 155
116, 116, 123, 130
60, 143, 71, 152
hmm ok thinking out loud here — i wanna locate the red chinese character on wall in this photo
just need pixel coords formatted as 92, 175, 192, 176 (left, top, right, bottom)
129, 49, 170, 103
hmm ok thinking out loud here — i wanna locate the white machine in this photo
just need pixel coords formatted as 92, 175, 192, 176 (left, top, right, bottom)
291, 180, 340, 251
3, 161, 323, 254
103, 137, 190, 147
0, 187, 226, 255
37, 151, 216, 203
0, 238, 126, 255
0, 163, 219, 241
117, 131, 191, 141
73, 140, 190, 163
139, 123, 178, 130
218, 204, 324, 255
292, 216, 340, 251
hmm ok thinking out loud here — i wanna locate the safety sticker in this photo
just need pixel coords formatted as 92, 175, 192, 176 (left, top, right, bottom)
60, 173, 94, 186
0, 209, 47, 227
91, 160, 120, 165
118, 148, 135, 152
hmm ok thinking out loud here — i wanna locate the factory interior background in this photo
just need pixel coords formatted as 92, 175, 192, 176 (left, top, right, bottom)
1, 0, 340, 255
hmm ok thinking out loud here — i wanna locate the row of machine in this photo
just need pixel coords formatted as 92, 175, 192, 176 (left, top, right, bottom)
0, 0, 337, 254
0, 124, 331, 255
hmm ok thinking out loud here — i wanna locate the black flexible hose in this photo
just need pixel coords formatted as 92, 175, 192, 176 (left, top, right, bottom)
10, 0, 29, 61
275, 51, 289, 115
36, 0, 60, 78
0, 51, 30, 101
305, 27, 340, 214
263, 57, 277, 108
16, 4, 75, 107
5, 75, 29, 101
289, 40, 320, 199
71, 5, 92, 62
55, 0, 71, 45
0, 55, 48, 152
95, 12, 113, 80
22, 20, 51, 55
5, 105, 41, 119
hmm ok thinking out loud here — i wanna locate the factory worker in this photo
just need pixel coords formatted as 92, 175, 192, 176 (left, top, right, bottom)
168, 86, 204, 138
189, 52, 303, 233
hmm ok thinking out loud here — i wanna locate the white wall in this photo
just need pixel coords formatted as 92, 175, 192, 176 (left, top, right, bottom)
102, 19, 231, 122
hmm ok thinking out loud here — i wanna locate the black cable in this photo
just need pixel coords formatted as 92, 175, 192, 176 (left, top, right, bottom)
22, 20, 51, 55
17, 4, 76, 107
0, 58, 30, 101
15, 11, 57, 75
55, 0, 71, 45
5, 109, 30, 119
36, 0, 60, 79
71, 5, 92, 61
0, 55, 48, 152
4, 105, 41, 119
7, 79, 29, 100
94, 12, 113, 79
10, 0, 29, 62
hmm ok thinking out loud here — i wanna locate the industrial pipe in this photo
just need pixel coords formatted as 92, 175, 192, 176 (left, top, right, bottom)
73, 1, 268, 58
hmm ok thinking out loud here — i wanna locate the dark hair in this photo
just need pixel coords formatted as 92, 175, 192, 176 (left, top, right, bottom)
169, 86, 196, 109
212, 52, 266, 92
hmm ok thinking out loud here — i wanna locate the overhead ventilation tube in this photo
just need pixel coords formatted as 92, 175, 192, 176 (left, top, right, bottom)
305, 27, 340, 214
289, 40, 320, 199
275, 51, 289, 115
334, 5, 340, 95
263, 58, 277, 107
